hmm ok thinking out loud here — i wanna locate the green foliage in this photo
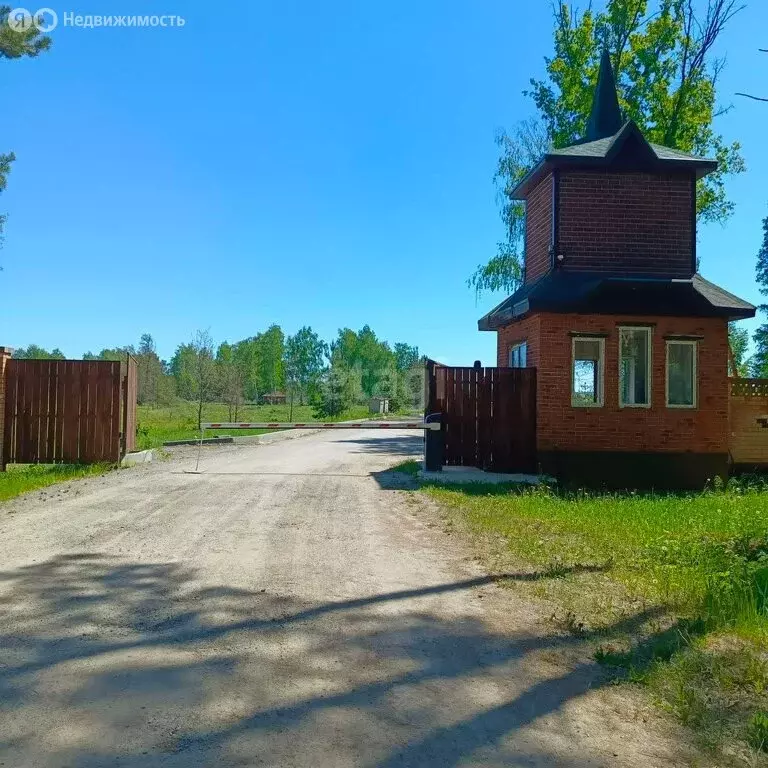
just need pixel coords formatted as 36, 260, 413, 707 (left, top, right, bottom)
752, 325, 768, 378
285, 326, 327, 406
425, 482, 768, 632
472, 0, 746, 295
330, 325, 396, 399
0, 463, 112, 502
0, 6, 52, 59
27, 324, 421, 417
389, 460, 421, 477
170, 330, 217, 427
83, 346, 132, 361
135, 402, 370, 449
426, 481, 768, 755
231, 325, 286, 401
315, 364, 363, 418
13, 344, 65, 360
255, 324, 285, 395
729, 323, 750, 377
1, 6, 52, 256
748, 711, 768, 753
756, 212, 768, 296
752, 212, 768, 377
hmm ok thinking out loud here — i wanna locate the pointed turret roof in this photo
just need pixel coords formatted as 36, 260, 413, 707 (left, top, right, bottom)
585, 50, 624, 141
509, 50, 718, 199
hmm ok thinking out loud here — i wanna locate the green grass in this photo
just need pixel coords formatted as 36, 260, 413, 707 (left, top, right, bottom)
135, 402, 371, 450
0, 463, 113, 503
389, 459, 421, 477
422, 479, 768, 759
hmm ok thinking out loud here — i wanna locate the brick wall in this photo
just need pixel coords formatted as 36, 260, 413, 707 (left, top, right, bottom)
497, 313, 728, 454
557, 171, 694, 278
0, 347, 12, 470
497, 314, 541, 368
524, 173, 553, 284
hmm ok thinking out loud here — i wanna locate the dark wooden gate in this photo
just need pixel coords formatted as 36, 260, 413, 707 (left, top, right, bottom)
426, 361, 537, 473
2, 357, 138, 467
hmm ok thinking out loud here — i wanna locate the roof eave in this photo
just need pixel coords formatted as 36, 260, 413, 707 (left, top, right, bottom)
510, 159, 550, 200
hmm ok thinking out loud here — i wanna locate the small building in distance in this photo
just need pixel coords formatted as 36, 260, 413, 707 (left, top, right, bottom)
261, 391, 287, 405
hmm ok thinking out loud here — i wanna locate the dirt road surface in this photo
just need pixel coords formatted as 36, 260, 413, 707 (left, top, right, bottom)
0, 430, 703, 767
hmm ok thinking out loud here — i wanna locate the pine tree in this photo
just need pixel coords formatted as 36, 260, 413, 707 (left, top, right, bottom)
752, 212, 768, 376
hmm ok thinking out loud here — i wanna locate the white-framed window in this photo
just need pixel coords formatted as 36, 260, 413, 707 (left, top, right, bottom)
571, 336, 604, 407
666, 340, 697, 408
509, 342, 527, 368
619, 326, 652, 408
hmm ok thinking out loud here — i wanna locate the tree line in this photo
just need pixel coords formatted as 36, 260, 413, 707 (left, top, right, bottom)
12, 325, 425, 422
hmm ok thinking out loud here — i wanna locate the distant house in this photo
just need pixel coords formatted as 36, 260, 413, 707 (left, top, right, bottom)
261, 391, 287, 405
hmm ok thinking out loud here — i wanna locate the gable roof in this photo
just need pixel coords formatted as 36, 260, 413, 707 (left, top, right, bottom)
477, 271, 755, 331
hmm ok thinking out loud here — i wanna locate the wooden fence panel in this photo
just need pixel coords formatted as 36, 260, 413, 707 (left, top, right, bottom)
729, 378, 768, 465
427, 364, 536, 474
2, 358, 132, 467
122, 356, 138, 454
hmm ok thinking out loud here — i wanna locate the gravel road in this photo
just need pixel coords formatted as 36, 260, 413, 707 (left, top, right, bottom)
0, 430, 703, 767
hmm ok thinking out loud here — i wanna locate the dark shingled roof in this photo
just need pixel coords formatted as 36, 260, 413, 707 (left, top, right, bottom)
511, 50, 717, 199
513, 121, 718, 198
584, 50, 624, 141
477, 272, 756, 331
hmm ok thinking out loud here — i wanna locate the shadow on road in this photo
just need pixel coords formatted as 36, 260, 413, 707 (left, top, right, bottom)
0, 554, 660, 767
336, 435, 422, 456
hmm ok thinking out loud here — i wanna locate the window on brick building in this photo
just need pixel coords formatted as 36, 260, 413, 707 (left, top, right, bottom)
666, 340, 697, 408
619, 327, 652, 407
572, 337, 604, 406
509, 342, 527, 368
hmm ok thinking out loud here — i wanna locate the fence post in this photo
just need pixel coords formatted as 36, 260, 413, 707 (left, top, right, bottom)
0, 347, 13, 471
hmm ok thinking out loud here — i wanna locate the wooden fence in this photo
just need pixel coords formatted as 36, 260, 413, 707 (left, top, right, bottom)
2, 357, 137, 467
426, 362, 537, 473
729, 377, 768, 466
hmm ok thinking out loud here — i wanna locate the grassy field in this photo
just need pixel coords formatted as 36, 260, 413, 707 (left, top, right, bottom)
135, 402, 371, 450
0, 464, 112, 503
420, 479, 768, 761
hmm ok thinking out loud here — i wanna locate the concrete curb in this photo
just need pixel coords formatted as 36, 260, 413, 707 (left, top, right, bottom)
121, 449, 157, 467
163, 437, 234, 447
417, 467, 547, 485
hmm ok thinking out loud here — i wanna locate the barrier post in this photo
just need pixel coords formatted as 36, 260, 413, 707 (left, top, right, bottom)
424, 413, 443, 472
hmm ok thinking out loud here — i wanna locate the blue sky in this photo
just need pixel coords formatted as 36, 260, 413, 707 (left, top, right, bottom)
1, 0, 766, 364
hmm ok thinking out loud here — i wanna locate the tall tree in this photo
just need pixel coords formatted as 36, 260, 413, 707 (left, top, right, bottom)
216, 341, 244, 421
471, 0, 746, 295
135, 334, 167, 405
751, 210, 768, 376
171, 331, 218, 427
1, 7, 52, 253
284, 327, 327, 413
330, 325, 396, 398
728, 323, 750, 377
255, 325, 285, 396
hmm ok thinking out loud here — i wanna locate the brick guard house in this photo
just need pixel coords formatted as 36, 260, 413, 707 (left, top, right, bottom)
478, 51, 755, 489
